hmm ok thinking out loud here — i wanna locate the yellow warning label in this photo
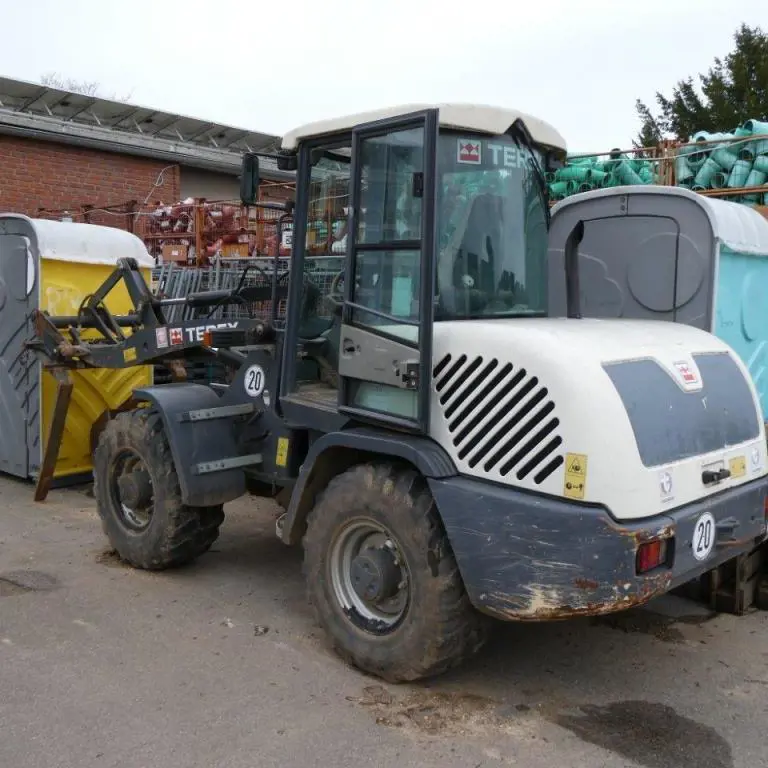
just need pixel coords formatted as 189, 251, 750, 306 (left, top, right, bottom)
123, 347, 137, 363
275, 437, 289, 468
729, 455, 746, 478
563, 452, 587, 499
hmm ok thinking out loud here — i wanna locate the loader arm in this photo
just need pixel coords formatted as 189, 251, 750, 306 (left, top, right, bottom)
24, 257, 289, 500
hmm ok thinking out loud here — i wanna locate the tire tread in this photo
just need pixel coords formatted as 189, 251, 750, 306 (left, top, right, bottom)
93, 408, 224, 570
303, 462, 488, 682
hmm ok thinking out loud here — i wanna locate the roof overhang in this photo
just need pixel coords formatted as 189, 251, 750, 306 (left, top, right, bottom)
0, 75, 295, 182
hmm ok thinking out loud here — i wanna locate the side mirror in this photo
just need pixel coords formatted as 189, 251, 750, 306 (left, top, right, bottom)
240, 153, 260, 205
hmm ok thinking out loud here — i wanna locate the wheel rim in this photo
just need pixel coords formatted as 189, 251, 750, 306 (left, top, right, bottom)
109, 449, 155, 532
329, 518, 410, 633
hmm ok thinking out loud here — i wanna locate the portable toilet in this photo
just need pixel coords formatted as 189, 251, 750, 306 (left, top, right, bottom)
0, 214, 154, 486
547, 185, 768, 418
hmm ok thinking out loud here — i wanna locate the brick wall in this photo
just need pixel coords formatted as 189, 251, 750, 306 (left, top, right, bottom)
0, 135, 180, 230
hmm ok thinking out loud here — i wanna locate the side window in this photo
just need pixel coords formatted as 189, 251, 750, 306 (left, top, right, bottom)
357, 127, 423, 243
297, 145, 352, 338
351, 127, 424, 339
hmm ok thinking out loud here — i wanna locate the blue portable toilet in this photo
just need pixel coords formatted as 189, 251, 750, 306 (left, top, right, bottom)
547, 185, 768, 419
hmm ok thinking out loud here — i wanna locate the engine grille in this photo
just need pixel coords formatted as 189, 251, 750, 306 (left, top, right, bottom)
433, 354, 564, 483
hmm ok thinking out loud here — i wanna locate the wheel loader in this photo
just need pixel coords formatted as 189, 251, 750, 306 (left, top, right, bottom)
26, 104, 768, 682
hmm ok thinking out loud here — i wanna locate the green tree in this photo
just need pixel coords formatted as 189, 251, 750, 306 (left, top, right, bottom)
634, 23, 768, 147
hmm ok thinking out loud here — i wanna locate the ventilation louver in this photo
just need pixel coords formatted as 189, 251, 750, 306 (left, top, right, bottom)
433, 354, 564, 483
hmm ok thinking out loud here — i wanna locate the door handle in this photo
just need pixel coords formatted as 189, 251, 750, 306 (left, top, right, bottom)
702, 468, 730, 484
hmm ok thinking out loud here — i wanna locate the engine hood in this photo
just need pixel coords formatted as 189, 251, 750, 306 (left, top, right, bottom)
429, 317, 767, 519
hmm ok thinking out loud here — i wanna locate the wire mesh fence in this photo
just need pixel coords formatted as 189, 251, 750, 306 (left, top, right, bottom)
151, 255, 344, 328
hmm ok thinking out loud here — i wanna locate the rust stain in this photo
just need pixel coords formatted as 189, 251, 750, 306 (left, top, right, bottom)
486, 571, 672, 622
615, 523, 674, 546
573, 577, 600, 590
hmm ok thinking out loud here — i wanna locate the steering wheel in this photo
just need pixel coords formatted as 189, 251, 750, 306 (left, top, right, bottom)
326, 270, 346, 307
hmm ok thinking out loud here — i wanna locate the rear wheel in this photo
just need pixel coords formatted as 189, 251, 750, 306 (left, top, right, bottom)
303, 463, 488, 682
92, 408, 224, 570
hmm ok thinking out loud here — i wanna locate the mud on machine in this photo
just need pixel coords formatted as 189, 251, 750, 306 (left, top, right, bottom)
25, 105, 768, 681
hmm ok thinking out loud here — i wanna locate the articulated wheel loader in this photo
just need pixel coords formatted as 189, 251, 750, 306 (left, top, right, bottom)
26, 104, 768, 682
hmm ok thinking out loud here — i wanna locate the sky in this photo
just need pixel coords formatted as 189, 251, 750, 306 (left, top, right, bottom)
1, 0, 766, 154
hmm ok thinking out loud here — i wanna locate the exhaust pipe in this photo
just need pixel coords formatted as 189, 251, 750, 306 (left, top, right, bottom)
564, 219, 584, 319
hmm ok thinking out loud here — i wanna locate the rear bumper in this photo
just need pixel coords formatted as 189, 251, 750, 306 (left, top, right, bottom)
428, 474, 768, 622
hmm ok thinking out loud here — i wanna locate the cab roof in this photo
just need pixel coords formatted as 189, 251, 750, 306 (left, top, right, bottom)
280, 103, 567, 153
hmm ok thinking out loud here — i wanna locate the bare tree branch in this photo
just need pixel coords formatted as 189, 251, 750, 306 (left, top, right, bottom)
39, 71, 134, 103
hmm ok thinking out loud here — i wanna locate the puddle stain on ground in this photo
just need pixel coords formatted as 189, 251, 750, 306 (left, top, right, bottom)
552, 700, 733, 768
0, 570, 60, 596
592, 603, 719, 644
353, 686, 733, 768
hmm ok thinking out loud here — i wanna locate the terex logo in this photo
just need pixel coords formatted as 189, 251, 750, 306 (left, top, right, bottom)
456, 138, 539, 169
457, 140, 481, 164
168, 322, 238, 345
185, 322, 238, 343
672, 359, 702, 391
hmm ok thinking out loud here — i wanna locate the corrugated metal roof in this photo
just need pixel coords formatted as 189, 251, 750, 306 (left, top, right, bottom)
0, 75, 293, 180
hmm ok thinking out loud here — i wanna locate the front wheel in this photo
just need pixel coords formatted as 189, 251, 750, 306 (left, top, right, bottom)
303, 463, 488, 682
92, 408, 224, 570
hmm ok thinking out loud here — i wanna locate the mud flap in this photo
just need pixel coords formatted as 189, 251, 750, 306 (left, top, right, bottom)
134, 384, 247, 507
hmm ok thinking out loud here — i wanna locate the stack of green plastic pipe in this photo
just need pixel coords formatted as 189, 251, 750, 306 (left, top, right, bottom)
549, 117, 768, 206
547, 148, 661, 201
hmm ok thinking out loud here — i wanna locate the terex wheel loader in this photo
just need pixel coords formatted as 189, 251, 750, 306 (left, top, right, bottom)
27, 104, 768, 682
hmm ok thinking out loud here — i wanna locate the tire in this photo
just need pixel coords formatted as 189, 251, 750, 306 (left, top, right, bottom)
92, 407, 224, 570
303, 462, 488, 682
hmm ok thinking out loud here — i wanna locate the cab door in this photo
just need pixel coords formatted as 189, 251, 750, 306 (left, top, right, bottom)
337, 109, 439, 433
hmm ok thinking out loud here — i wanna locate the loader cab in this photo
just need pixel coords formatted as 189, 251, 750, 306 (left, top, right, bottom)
242, 105, 567, 435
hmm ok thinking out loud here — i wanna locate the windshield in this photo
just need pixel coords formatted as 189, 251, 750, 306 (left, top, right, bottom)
435, 130, 550, 320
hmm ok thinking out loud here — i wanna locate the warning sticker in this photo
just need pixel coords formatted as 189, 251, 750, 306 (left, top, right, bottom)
155, 327, 169, 349
729, 455, 746, 478
659, 470, 674, 503
563, 452, 587, 499
122, 347, 137, 363
275, 437, 289, 468
169, 328, 183, 346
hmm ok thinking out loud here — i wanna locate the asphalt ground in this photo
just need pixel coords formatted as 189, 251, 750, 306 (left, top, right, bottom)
1, 475, 767, 768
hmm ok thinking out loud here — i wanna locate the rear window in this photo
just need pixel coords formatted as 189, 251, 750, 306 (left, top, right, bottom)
603, 352, 759, 467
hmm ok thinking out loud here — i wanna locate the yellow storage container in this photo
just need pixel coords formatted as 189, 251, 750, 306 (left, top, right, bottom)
0, 214, 154, 485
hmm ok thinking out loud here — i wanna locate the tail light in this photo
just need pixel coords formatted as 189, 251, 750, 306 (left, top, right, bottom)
636, 538, 671, 574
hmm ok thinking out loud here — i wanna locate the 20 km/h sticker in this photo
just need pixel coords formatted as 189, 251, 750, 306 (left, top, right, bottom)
692, 511, 716, 561
243, 364, 266, 398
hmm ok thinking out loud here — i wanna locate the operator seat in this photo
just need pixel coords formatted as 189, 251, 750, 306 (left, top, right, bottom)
296, 276, 343, 386
437, 193, 506, 315
452, 193, 504, 291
